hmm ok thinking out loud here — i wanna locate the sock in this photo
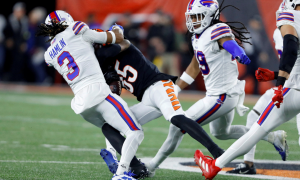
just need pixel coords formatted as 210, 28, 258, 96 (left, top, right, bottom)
149, 124, 184, 170
102, 123, 142, 167
297, 114, 300, 146
215, 123, 267, 168
118, 130, 144, 174
105, 138, 117, 157
243, 110, 259, 162
170, 115, 224, 158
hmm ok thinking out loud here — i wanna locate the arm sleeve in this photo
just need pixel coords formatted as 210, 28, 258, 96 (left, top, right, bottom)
222, 40, 245, 58
82, 29, 108, 44
95, 44, 121, 60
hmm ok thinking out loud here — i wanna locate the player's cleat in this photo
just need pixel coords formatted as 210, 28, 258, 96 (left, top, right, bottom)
194, 149, 221, 180
144, 162, 158, 178
100, 149, 119, 174
226, 163, 256, 174
130, 159, 149, 179
111, 171, 136, 180
273, 130, 289, 161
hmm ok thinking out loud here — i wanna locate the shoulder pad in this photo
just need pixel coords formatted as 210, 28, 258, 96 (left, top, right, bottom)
72, 21, 89, 35
210, 23, 232, 41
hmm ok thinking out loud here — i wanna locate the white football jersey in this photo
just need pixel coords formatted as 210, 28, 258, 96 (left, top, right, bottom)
276, 9, 300, 89
44, 21, 106, 94
273, 28, 283, 59
191, 23, 238, 95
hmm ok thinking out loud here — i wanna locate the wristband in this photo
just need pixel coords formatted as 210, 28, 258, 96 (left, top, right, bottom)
274, 72, 278, 79
180, 72, 194, 85
275, 76, 286, 87
108, 31, 116, 44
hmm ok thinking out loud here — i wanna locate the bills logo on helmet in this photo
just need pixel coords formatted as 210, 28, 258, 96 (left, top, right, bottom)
199, 0, 218, 7
188, 0, 196, 11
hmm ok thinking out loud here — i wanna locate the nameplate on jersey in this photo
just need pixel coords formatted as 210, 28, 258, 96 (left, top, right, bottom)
49, 38, 67, 59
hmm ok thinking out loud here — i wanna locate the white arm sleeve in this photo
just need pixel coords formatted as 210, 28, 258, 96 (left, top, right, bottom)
82, 29, 107, 44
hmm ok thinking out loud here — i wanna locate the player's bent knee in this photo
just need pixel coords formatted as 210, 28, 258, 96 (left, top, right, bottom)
125, 130, 144, 145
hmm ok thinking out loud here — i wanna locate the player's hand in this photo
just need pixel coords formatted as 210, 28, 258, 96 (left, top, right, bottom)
236, 54, 251, 65
255, 67, 275, 82
109, 24, 124, 34
272, 85, 283, 108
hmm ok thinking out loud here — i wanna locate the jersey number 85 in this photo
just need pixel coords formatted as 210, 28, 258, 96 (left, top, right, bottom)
115, 60, 138, 93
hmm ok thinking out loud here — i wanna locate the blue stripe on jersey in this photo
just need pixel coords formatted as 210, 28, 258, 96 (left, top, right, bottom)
72, 22, 81, 31
74, 24, 85, 35
212, 26, 229, 34
211, 30, 231, 40
277, 17, 294, 22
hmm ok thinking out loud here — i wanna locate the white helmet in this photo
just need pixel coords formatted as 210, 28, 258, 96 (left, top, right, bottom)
284, 0, 300, 10
45, 10, 74, 26
185, 0, 219, 34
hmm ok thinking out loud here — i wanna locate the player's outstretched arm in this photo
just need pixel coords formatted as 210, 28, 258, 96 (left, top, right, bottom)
272, 24, 299, 108
219, 37, 251, 65
176, 55, 200, 93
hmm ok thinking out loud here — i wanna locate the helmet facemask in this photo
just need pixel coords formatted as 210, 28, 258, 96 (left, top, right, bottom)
186, 10, 212, 34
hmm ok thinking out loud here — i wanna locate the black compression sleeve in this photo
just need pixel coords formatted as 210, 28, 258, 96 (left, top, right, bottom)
274, 71, 278, 79
279, 34, 299, 73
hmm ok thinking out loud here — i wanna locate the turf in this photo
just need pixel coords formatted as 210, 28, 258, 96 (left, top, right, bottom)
0, 91, 298, 180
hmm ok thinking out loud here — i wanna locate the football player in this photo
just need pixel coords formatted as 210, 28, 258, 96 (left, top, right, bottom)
36, 10, 144, 179
95, 6, 284, 175
195, 0, 300, 179
226, 24, 293, 175
94, 24, 226, 176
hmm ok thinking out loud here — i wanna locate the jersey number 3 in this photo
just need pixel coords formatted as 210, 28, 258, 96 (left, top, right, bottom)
115, 60, 138, 93
196, 51, 210, 75
58, 51, 80, 81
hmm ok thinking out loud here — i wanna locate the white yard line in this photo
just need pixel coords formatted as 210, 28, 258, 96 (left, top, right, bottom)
1, 158, 299, 179
0, 95, 71, 106
140, 157, 300, 180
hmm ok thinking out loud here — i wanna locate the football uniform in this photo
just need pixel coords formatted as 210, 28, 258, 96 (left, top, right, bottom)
96, 43, 183, 121
215, 9, 300, 168
187, 23, 249, 135
44, 21, 144, 175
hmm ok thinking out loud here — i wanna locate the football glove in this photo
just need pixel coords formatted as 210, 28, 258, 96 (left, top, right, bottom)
109, 24, 124, 34
255, 67, 275, 82
104, 67, 121, 85
272, 85, 283, 108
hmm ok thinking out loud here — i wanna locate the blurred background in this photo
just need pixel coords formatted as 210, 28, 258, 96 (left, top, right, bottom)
0, 0, 283, 95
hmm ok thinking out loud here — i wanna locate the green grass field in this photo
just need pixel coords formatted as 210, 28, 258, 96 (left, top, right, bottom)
0, 91, 299, 180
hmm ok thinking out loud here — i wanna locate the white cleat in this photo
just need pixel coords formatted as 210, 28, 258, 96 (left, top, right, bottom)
272, 130, 289, 161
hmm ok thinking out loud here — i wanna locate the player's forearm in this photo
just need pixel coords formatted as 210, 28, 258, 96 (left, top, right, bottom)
118, 39, 131, 52
177, 56, 200, 90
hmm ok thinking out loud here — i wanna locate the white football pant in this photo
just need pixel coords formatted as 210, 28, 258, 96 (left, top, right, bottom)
243, 89, 300, 162
80, 91, 143, 175
216, 88, 299, 168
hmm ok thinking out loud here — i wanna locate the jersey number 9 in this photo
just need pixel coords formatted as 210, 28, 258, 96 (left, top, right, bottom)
196, 51, 210, 75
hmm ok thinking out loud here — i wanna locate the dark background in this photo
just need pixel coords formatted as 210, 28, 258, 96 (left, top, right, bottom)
0, 0, 55, 19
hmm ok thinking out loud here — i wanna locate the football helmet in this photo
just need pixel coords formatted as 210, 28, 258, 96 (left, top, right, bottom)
284, 0, 300, 10
45, 10, 74, 26
185, 0, 219, 34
